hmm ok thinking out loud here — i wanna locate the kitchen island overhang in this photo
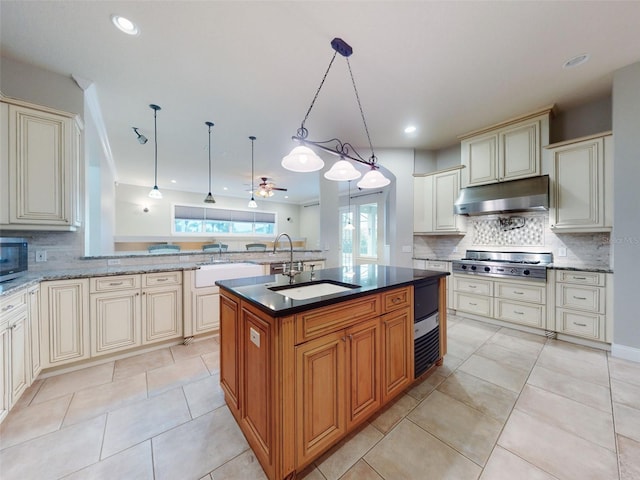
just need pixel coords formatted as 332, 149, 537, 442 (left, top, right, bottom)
217, 265, 448, 480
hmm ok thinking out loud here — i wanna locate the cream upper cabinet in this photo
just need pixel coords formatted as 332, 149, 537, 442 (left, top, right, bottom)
460, 107, 552, 187
0, 97, 82, 231
545, 132, 613, 232
413, 167, 465, 234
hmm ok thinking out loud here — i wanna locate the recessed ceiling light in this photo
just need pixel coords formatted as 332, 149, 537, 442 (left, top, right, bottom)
284, 195, 289, 199
563, 53, 590, 69
170, 179, 177, 184
111, 15, 139, 36
404, 125, 417, 134
223, 187, 228, 191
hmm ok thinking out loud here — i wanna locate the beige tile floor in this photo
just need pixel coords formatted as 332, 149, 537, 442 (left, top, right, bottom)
1, 314, 640, 480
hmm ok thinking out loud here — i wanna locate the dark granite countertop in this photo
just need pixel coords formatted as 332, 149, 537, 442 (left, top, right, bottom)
216, 265, 448, 317
548, 264, 613, 274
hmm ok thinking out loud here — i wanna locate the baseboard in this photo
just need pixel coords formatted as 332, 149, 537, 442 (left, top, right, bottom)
611, 343, 640, 363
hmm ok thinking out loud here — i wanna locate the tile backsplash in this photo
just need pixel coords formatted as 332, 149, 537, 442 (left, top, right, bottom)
414, 212, 611, 269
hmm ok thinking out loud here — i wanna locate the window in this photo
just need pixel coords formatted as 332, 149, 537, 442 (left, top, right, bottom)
340, 201, 380, 267
173, 205, 276, 236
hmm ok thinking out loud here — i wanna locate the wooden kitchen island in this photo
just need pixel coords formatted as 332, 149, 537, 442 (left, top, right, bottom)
217, 265, 448, 480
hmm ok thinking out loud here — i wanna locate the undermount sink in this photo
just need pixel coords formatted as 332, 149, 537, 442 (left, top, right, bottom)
268, 280, 360, 300
196, 262, 264, 287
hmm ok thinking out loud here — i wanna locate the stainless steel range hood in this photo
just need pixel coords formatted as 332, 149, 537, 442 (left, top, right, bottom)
454, 175, 549, 216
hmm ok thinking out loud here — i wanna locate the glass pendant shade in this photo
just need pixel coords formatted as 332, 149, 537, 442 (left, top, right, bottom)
357, 169, 390, 189
248, 197, 258, 208
149, 185, 162, 199
256, 188, 274, 198
324, 159, 361, 181
282, 146, 324, 172
204, 192, 215, 204
344, 222, 355, 231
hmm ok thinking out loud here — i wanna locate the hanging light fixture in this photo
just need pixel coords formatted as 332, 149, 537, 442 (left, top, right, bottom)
247, 136, 258, 208
282, 37, 391, 189
345, 180, 355, 231
204, 121, 216, 204
148, 104, 162, 199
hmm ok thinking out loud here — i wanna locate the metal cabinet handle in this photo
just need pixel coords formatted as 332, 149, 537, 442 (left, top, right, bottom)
469, 302, 477, 306
573, 296, 587, 300
573, 276, 587, 280
573, 322, 588, 327
157, 278, 168, 282
1, 304, 15, 312
513, 291, 524, 295
348, 334, 354, 341
514, 311, 524, 315
392, 297, 401, 304
109, 282, 123, 286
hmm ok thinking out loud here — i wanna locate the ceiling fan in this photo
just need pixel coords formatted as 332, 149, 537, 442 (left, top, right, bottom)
255, 177, 288, 198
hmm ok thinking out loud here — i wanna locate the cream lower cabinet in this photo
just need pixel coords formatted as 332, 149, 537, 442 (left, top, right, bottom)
27, 286, 42, 381
545, 132, 613, 233
553, 270, 611, 342
0, 97, 83, 231
90, 274, 142, 357
453, 276, 494, 317
183, 270, 220, 337
1, 289, 30, 412
40, 279, 90, 368
142, 272, 183, 344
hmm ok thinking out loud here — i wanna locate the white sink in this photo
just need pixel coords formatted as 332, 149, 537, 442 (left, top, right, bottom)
196, 262, 263, 287
269, 281, 359, 300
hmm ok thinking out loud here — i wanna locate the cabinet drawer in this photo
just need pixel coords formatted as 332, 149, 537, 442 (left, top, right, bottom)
494, 281, 545, 304
426, 261, 450, 272
91, 274, 140, 292
295, 295, 381, 343
556, 283, 604, 313
454, 292, 492, 317
0, 290, 27, 316
556, 308, 603, 341
555, 271, 605, 286
143, 271, 182, 287
494, 299, 545, 328
453, 276, 493, 296
382, 287, 411, 313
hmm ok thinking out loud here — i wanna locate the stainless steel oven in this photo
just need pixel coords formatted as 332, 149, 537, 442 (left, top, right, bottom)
452, 250, 552, 282
0, 237, 28, 282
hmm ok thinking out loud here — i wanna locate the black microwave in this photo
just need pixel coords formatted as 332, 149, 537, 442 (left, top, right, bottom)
0, 237, 28, 282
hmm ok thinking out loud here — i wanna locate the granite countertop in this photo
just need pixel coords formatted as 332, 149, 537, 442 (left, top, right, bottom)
548, 264, 613, 274
216, 265, 448, 317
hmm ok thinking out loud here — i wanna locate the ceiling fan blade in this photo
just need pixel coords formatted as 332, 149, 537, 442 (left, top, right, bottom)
272, 187, 288, 191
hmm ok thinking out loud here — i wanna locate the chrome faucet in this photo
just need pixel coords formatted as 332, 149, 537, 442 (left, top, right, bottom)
273, 233, 300, 280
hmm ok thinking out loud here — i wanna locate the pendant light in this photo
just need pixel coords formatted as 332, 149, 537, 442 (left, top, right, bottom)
148, 104, 162, 199
345, 180, 355, 231
248, 136, 258, 208
283, 37, 391, 189
204, 121, 216, 204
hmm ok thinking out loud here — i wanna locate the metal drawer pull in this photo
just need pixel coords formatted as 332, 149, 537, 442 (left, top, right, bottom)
573, 322, 588, 327
513, 291, 524, 295
469, 285, 477, 288
392, 297, 402, 303
514, 311, 524, 315
2, 304, 15, 312
573, 296, 588, 300
157, 278, 168, 282
469, 302, 477, 306
572, 276, 587, 280
109, 282, 123, 286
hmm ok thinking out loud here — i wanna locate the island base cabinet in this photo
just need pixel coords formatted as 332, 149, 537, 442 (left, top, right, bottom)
295, 331, 346, 468
381, 309, 413, 403
220, 294, 240, 414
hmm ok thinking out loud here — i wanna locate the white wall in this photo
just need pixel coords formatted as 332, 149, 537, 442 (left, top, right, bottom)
612, 61, 640, 361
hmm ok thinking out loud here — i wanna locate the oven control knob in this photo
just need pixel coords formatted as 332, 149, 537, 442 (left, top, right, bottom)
461, 264, 467, 270
523, 269, 530, 275
471, 265, 477, 271
484, 266, 491, 272
510, 268, 517, 274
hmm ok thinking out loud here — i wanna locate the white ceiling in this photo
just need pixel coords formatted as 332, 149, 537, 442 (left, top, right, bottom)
2, 1, 640, 204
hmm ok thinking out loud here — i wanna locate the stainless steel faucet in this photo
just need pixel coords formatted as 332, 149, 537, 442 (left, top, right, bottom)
273, 233, 300, 280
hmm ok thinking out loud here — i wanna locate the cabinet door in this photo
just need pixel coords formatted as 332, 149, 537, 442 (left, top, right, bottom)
0, 323, 9, 422
549, 137, 605, 231
346, 318, 380, 429
141, 286, 182, 344
220, 294, 241, 414
194, 289, 220, 334
499, 120, 540, 181
41, 279, 90, 367
295, 331, 346, 466
413, 176, 433, 232
462, 134, 498, 187
433, 170, 462, 232
28, 287, 42, 381
9, 310, 30, 405
90, 290, 142, 356
8, 105, 73, 226
381, 309, 413, 403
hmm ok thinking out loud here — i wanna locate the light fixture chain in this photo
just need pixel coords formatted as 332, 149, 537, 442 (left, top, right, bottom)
346, 57, 376, 163
208, 124, 212, 192
153, 108, 158, 186
300, 51, 338, 130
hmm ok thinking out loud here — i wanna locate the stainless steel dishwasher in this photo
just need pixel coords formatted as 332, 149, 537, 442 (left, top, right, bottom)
414, 279, 440, 378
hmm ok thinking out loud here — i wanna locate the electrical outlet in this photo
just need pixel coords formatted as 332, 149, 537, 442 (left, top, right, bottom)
250, 327, 260, 347
107, 259, 121, 266
558, 247, 567, 257
453, 246, 458, 253
35, 250, 47, 262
